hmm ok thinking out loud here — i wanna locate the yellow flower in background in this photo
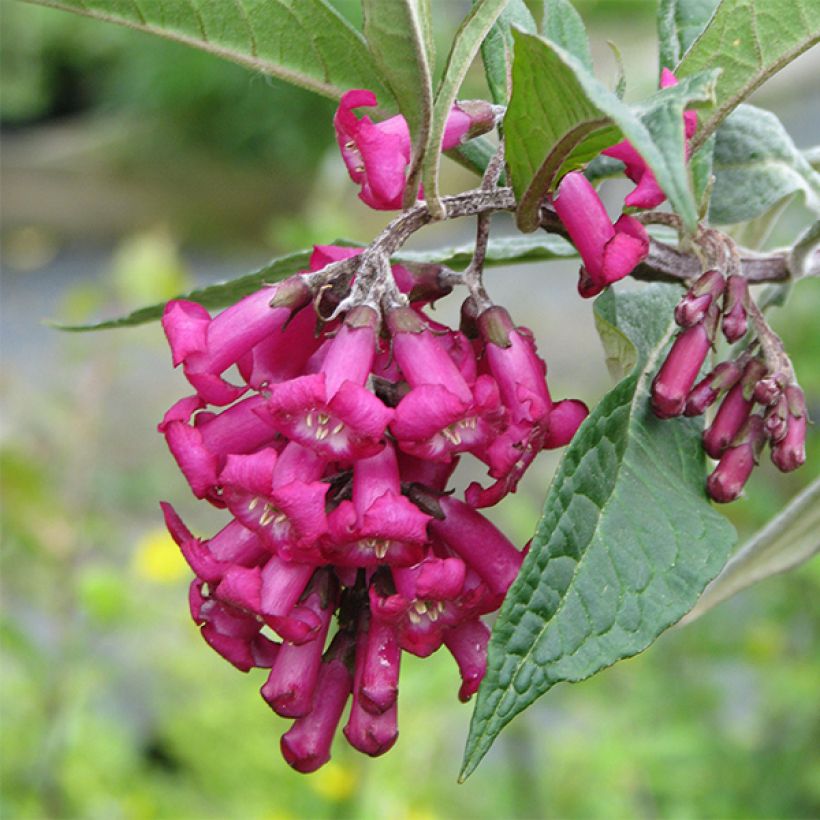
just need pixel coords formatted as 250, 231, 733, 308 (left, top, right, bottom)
132, 528, 187, 583
309, 761, 358, 802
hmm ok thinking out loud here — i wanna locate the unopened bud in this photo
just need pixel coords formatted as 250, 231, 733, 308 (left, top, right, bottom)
703, 359, 765, 458
651, 317, 715, 419
752, 372, 787, 406
764, 396, 789, 443
770, 385, 807, 472
721, 275, 749, 343
706, 416, 765, 503
675, 270, 725, 328
455, 99, 497, 141
684, 360, 742, 417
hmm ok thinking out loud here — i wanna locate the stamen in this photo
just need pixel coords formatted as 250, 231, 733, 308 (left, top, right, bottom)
332, 422, 345, 435
247, 497, 259, 512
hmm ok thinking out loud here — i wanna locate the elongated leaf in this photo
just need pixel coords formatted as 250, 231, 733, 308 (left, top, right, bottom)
657, 0, 720, 70
25, 0, 392, 102
461, 283, 735, 780
710, 104, 820, 224
52, 249, 314, 331
362, 1, 433, 210
54, 234, 576, 331
677, 0, 820, 150
504, 31, 718, 232
394, 232, 575, 268
680, 478, 820, 625
421, 0, 509, 219
788, 219, 820, 279
542, 0, 593, 72
480, 0, 536, 104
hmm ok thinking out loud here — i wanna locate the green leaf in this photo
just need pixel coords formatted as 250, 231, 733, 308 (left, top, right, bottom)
542, 0, 593, 73
447, 136, 499, 177
480, 0, 536, 105
460, 283, 736, 780
25, 0, 393, 102
362, 1, 434, 209
657, 0, 720, 71
677, 0, 820, 150
680, 478, 820, 625
52, 249, 313, 331
709, 104, 820, 225
421, 0, 509, 219
504, 31, 718, 232
690, 135, 716, 218
393, 232, 575, 268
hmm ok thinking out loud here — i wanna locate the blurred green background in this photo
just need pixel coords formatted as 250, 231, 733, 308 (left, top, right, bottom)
2, 1, 819, 818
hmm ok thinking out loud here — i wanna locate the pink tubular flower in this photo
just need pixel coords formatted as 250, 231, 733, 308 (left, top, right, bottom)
323, 442, 432, 567
261, 570, 338, 718
552, 171, 649, 298
464, 306, 588, 507
162, 277, 311, 405
280, 632, 354, 773
264, 306, 393, 462
335, 90, 493, 210
602, 68, 698, 210
343, 615, 398, 757
218, 444, 329, 562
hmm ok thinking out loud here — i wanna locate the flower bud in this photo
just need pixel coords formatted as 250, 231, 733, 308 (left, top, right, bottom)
702, 359, 765, 459
675, 270, 725, 328
721, 275, 749, 343
684, 360, 742, 417
706, 416, 765, 503
753, 372, 787, 406
651, 310, 717, 419
770, 386, 807, 472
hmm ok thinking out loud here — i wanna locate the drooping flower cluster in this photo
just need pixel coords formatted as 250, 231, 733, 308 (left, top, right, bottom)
159, 239, 588, 772
651, 269, 807, 501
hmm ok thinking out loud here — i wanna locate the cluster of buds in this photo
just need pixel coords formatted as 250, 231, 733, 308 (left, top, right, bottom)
651, 268, 807, 502
158, 239, 588, 773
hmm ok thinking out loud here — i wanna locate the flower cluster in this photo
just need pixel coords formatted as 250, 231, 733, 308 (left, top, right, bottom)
159, 239, 588, 772
651, 269, 807, 501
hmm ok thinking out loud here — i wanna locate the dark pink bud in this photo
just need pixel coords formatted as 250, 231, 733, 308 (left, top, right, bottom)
651, 316, 715, 419
684, 360, 743, 417
703, 360, 765, 459
721, 275, 749, 343
280, 632, 354, 774
707, 416, 765, 503
771, 386, 807, 472
763, 394, 789, 443
753, 372, 787, 406
675, 270, 725, 328
443, 619, 490, 702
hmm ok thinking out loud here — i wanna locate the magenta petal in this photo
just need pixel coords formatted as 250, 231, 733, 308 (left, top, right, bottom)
601, 220, 649, 284
164, 421, 218, 499
184, 369, 248, 406
272, 480, 330, 546
441, 108, 472, 148
161, 502, 227, 583
162, 300, 210, 366
391, 384, 469, 440
356, 121, 411, 207
361, 490, 431, 543
328, 380, 393, 440
159, 395, 205, 432
215, 565, 263, 613
543, 399, 589, 449
310, 244, 363, 269
360, 619, 401, 715
444, 619, 489, 702
219, 449, 277, 497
